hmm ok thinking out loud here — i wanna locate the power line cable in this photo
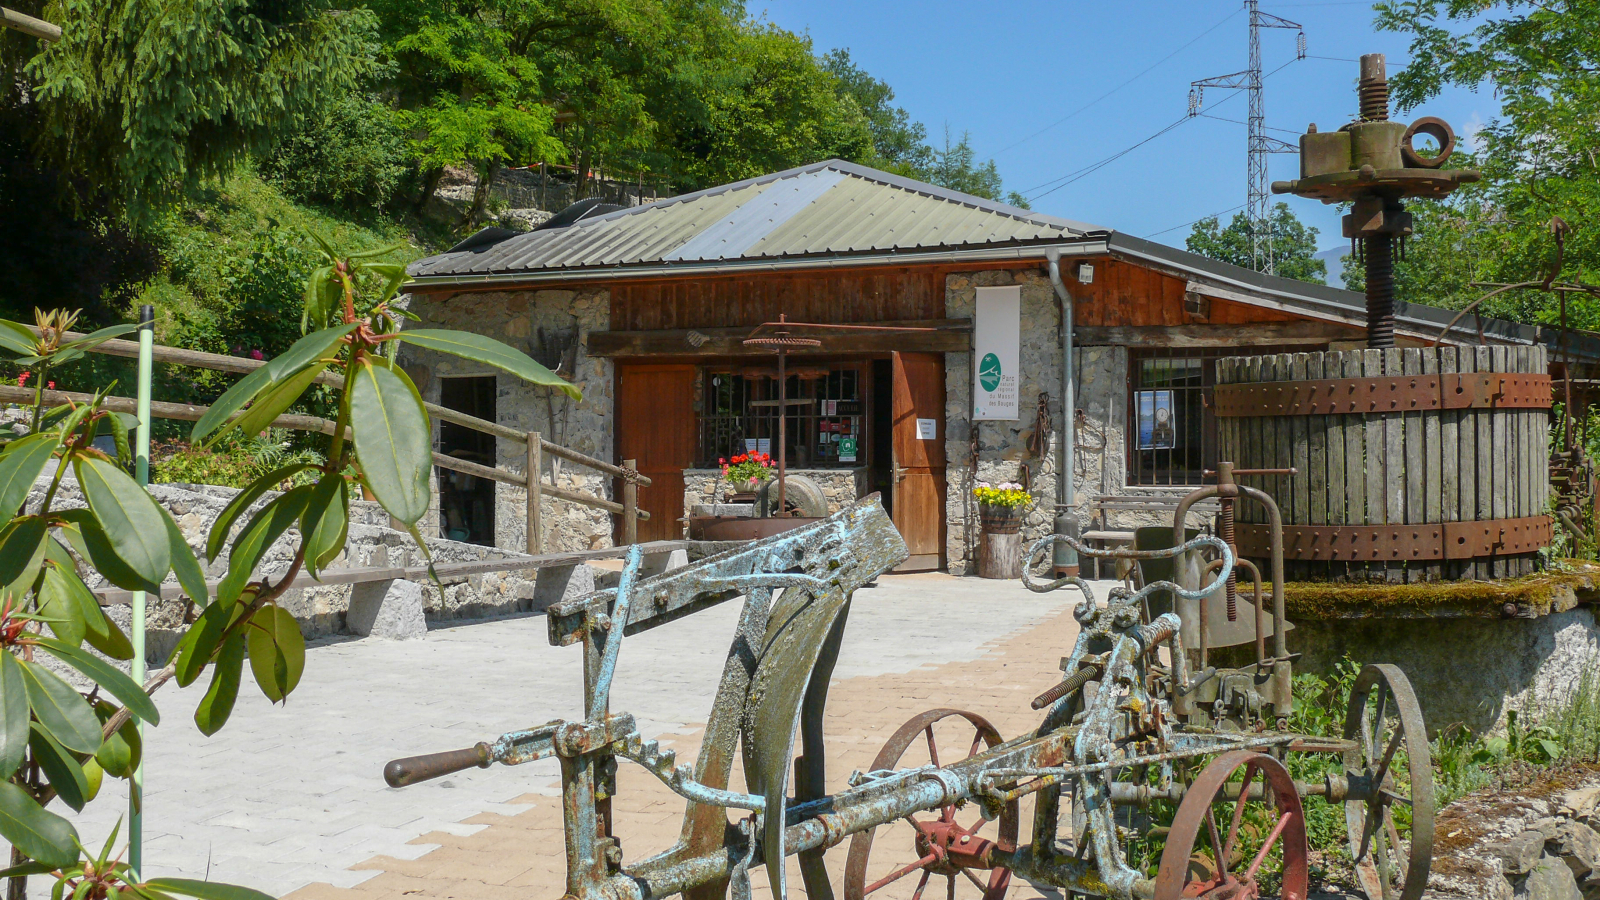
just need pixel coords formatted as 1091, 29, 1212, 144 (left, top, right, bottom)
1146, 204, 1247, 238
1025, 114, 1195, 202
1015, 19, 1326, 205
993, 8, 1241, 156
1020, 85, 1248, 200
1198, 112, 1302, 135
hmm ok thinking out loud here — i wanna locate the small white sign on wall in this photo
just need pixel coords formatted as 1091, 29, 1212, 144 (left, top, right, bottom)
916, 418, 938, 440
974, 285, 1021, 420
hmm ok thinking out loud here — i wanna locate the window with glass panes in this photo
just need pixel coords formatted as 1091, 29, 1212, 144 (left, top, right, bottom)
1127, 347, 1314, 486
1129, 353, 1211, 486
698, 365, 866, 469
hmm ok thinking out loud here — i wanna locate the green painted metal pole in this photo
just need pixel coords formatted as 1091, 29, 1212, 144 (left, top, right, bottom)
130, 305, 154, 877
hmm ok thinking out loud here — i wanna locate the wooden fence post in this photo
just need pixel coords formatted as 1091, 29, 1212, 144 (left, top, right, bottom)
622, 458, 639, 546
527, 431, 542, 555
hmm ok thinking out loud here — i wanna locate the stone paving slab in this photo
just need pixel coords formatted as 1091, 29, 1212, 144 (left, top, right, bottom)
280, 575, 1099, 900
20, 573, 1094, 898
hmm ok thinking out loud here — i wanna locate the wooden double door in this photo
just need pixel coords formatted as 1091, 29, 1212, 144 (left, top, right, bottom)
614, 353, 946, 569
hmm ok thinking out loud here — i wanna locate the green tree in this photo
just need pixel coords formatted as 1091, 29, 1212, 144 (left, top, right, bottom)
925, 129, 1030, 208
1186, 203, 1327, 283
669, 23, 874, 189
263, 91, 414, 214
821, 49, 933, 177
377, 0, 566, 223
1364, 0, 1600, 330
12, 0, 378, 225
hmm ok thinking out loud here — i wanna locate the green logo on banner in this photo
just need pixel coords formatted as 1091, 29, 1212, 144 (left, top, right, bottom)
837, 436, 857, 461
979, 352, 1003, 392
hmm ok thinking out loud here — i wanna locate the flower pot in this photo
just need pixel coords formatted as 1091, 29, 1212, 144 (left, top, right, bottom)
978, 506, 1023, 535
977, 506, 1023, 579
726, 477, 766, 497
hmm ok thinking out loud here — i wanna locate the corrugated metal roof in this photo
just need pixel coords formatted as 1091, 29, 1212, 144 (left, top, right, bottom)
407, 159, 1103, 280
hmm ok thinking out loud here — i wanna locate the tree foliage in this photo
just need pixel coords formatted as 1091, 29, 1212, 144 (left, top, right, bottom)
15, 0, 380, 224
1367, 0, 1600, 329
1186, 203, 1327, 283
822, 49, 933, 178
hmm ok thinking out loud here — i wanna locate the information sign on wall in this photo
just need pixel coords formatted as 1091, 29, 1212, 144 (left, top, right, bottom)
973, 285, 1021, 420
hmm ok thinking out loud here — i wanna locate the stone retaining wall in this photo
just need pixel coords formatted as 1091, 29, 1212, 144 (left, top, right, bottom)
682, 468, 866, 520
33, 476, 544, 662
397, 286, 617, 554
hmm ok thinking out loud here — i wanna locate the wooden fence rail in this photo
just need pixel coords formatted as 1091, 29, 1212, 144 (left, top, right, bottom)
11, 329, 650, 550
1216, 345, 1551, 582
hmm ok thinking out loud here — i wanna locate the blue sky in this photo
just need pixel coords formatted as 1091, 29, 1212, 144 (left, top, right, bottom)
754, 0, 1494, 253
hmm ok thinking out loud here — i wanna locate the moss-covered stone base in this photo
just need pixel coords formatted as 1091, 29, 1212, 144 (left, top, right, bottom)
1280, 606, 1600, 736
1281, 565, 1600, 620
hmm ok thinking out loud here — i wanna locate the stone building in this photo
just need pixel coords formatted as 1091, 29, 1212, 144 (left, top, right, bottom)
400, 159, 1579, 574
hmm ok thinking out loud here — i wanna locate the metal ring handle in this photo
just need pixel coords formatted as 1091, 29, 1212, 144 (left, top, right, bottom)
1402, 116, 1456, 169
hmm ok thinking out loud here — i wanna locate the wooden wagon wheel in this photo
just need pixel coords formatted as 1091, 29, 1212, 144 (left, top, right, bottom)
1153, 750, 1309, 900
1343, 664, 1434, 900
843, 709, 1018, 900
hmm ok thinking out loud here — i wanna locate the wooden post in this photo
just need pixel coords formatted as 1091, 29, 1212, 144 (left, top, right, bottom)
622, 458, 639, 546
527, 431, 542, 555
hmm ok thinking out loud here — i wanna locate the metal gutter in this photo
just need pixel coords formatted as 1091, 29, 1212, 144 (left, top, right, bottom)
1104, 233, 1542, 348
406, 239, 1112, 291
1046, 250, 1079, 577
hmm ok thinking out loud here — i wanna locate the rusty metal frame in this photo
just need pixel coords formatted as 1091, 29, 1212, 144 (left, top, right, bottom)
1213, 372, 1552, 417
1237, 515, 1551, 560
381, 486, 1433, 900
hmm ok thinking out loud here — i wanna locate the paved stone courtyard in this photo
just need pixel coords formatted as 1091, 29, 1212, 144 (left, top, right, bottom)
49, 573, 1103, 899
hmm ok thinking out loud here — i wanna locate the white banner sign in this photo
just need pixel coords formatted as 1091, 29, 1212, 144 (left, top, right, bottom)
973, 285, 1021, 420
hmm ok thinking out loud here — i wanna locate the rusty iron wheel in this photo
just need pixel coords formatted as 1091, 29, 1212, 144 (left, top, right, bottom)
843, 709, 1018, 900
1153, 750, 1309, 900
1342, 664, 1434, 900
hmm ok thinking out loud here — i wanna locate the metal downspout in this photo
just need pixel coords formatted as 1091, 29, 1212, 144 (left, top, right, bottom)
1046, 251, 1079, 576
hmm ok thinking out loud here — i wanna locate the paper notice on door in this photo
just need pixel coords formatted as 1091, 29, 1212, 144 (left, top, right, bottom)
916, 418, 937, 440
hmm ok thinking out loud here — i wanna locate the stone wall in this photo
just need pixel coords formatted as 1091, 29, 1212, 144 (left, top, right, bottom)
941, 271, 1226, 573
943, 269, 1063, 575
398, 287, 617, 554
683, 468, 866, 518
1288, 606, 1600, 736
30, 476, 543, 662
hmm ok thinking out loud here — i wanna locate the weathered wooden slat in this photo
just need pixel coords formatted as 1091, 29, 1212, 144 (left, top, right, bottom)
1308, 352, 1328, 531
1242, 355, 1262, 527
1473, 346, 1494, 578
1402, 348, 1424, 582
1520, 346, 1534, 575
1419, 348, 1440, 580
586, 318, 973, 357
1438, 347, 1460, 579
1288, 353, 1310, 580
1325, 352, 1346, 539
1380, 348, 1403, 582
1492, 346, 1509, 577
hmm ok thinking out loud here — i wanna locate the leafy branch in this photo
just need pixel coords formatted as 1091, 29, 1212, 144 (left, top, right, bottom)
0, 233, 577, 897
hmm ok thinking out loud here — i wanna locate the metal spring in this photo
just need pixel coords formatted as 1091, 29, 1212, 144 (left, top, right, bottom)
1359, 81, 1389, 121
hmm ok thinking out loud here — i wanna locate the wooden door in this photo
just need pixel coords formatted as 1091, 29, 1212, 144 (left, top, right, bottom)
891, 352, 946, 571
615, 363, 697, 543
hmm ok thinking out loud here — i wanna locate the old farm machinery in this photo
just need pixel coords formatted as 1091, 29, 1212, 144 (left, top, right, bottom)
382, 470, 1433, 900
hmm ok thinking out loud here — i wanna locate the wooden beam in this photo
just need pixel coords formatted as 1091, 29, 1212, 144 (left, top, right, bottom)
89, 540, 701, 605
1074, 322, 1359, 348
588, 318, 973, 358
1, 6, 60, 41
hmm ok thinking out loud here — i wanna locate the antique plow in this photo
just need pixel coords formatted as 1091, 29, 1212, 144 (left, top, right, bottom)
383, 485, 1433, 900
